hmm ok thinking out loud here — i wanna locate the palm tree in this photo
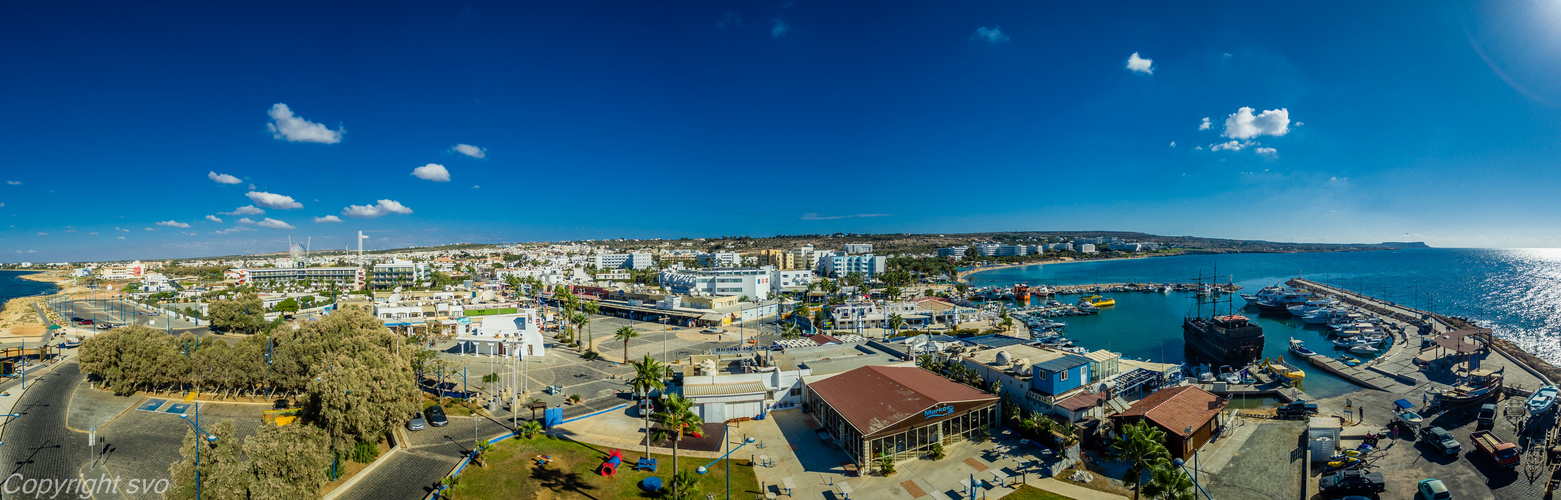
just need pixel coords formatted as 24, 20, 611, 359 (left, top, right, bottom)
573, 312, 591, 352
670, 471, 701, 500
888, 313, 905, 338
584, 301, 600, 348
781, 323, 801, 340
630, 355, 667, 458
518, 420, 543, 439
1142, 459, 1195, 500
954, 282, 970, 298
651, 395, 703, 498
613, 326, 639, 364
1110, 420, 1173, 500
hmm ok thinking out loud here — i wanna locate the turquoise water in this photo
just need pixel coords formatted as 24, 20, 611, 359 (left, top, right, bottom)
966, 248, 1561, 399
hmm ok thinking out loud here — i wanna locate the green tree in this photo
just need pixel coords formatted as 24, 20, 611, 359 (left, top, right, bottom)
518, 420, 543, 439
242, 421, 333, 500
1110, 420, 1173, 500
209, 293, 266, 335
888, 313, 905, 338
574, 310, 592, 353
670, 471, 702, 500
651, 395, 704, 499
630, 355, 667, 458
298, 309, 421, 456
613, 326, 639, 364
167, 420, 246, 500
273, 297, 298, 313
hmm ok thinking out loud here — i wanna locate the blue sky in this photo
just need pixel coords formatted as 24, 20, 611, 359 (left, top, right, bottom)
4, 1, 1561, 262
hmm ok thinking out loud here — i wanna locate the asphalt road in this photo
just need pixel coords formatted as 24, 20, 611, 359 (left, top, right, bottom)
0, 363, 90, 500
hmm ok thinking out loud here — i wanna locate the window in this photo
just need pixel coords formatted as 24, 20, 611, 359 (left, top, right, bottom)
790, 388, 801, 396
1038, 371, 1047, 381
1061, 370, 1068, 381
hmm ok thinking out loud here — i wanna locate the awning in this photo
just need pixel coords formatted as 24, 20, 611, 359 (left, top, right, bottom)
698, 312, 726, 321
1394, 398, 1415, 410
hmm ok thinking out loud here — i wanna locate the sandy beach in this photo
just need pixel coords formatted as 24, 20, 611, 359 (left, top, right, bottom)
0, 271, 81, 340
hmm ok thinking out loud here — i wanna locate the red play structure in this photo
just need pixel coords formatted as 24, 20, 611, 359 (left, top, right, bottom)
598, 449, 624, 476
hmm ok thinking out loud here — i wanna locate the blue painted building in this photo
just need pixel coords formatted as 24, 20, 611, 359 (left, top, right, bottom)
1031, 354, 1091, 396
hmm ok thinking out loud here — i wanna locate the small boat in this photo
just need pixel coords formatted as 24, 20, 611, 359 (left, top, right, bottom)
1082, 295, 1116, 307
1217, 365, 1241, 384
1262, 356, 1306, 381
1348, 344, 1380, 355
1340, 355, 1361, 366
1289, 337, 1317, 356
1528, 386, 1559, 414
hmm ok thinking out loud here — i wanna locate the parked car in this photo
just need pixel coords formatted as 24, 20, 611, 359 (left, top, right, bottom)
273, 399, 292, 410
425, 405, 449, 427
1319, 470, 1387, 494
78, 319, 93, 325
407, 414, 426, 431
70, 317, 84, 323
1476, 403, 1497, 429
1276, 400, 1319, 418
1417, 478, 1451, 499
1419, 426, 1462, 455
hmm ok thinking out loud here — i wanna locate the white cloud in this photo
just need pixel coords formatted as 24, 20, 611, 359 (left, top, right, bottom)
222, 205, 264, 216
472, 185, 480, 189
212, 226, 256, 235
182, 231, 198, 236
6, 181, 19, 185
156, 220, 191, 228
88, 232, 98, 235
1254, 147, 1278, 157
266, 103, 343, 144
207, 171, 242, 184
1169, 142, 1176, 148
313, 215, 343, 223
800, 213, 890, 220
411, 164, 451, 182
1221, 107, 1291, 139
342, 199, 413, 218
143, 227, 155, 231
1126, 52, 1154, 74
1194, 146, 1204, 150
36, 232, 47, 236
1222, 52, 1233, 59
770, 19, 790, 38
1295, 121, 1304, 126
246, 191, 303, 209
114, 227, 130, 232
0, 202, 4, 207
1210, 140, 1256, 152
248, 183, 255, 190
205, 215, 223, 223
1199, 117, 1211, 130
451, 144, 486, 158
257, 218, 294, 229
970, 26, 1010, 44
117, 236, 125, 240
237, 218, 256, 224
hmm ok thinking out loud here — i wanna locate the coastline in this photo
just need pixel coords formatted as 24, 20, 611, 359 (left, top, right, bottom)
0, 270, 70, 338
958, 253, 1177, 281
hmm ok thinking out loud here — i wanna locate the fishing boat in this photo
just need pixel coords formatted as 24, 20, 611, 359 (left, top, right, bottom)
1289, 337, 1317, 356
1262, 356, 1306, 381
1082, 295, 1116, 307
1014, 284, 1031, 301
1527, 385, 1559, 414
1436, 368, 1504, 406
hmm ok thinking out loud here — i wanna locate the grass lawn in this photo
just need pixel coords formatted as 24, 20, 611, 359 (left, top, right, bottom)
1004, 485, 1077, 500
455, 435, 761, 499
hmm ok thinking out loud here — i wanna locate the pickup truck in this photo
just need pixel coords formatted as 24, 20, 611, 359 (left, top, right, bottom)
1477, 403, 1497, 429
1276, 400, 1319, 418
1471, 430, 1521, 468
1319, 469, 1387, 494
1419, 426, 1462, 456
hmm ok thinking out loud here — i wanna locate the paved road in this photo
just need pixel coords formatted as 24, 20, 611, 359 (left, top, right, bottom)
0, 362, 90, 500
335, 415, 515, 500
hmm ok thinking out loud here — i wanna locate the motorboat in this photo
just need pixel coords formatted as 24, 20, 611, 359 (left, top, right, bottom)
1528, 385, 1559, 414
1289, 337, 1317, 356
1340, 355, 1361, 366
1082, 295, 1115, 307
1286, 296, 1341, 317
1262, 357, 1306, 381
1348, 344, 1380, 355
1217, 365, 1242, 384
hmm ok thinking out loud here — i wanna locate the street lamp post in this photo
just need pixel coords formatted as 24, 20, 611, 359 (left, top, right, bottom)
179, 407, 218, 500
1171, 455, 1213, 500
697, 426, 756, 500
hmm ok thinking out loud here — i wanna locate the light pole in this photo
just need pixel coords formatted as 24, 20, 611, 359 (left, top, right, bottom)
0, 413, 21, 446
697, 427, 756, 500
1171, 455, 1213, 500
179, 407, 218, 500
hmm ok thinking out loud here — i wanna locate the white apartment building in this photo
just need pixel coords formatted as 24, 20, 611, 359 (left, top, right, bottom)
790, 245, 822, 271
819, 254, 887, 278
843, 243, 873, 254
233, 267, 367, 290
593, 252, 652, 270
936, 246, 969, 259
659, 267, 773, 300
372, 260, 430, 288
697, 251, 741, 267
1078, 243, 1097, 253
772, 269, 815, 291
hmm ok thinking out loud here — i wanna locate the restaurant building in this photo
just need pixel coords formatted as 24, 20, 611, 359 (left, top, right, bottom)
805, 366, 999, 471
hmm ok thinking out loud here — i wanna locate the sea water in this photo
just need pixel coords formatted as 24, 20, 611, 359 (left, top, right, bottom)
0, 270, 56, 309
966, 248, 1561, 399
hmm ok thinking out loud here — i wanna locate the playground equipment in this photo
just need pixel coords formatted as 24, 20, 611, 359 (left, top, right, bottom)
637, 457, 658, 471
533, 455, 552, 466
640, 476, 663, 492
599, 449, 624, 476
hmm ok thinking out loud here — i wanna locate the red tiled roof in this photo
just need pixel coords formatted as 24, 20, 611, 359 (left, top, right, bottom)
1115, 385, 1226, 437
810, 334, 840, 345
808, 366, 997, 436
1056, 391, 1107, 412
